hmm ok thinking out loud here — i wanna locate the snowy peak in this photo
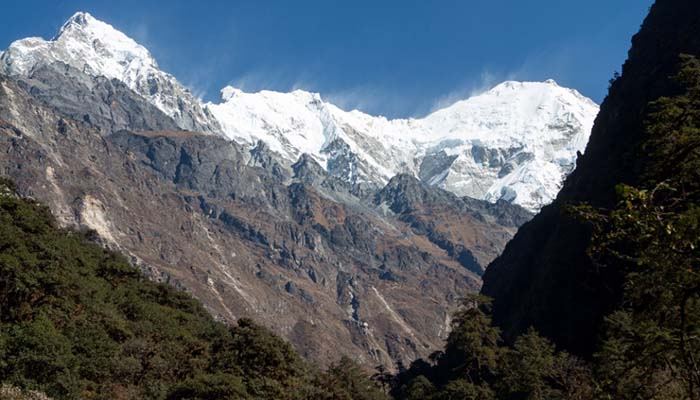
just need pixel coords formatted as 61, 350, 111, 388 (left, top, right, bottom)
3, 11, 155, 79
56, 11, 109, 39
53, 11, 159, 75
220, 86, 242, 102
208, 80, 599, 210
424, 80, 596, 146
57, 11, 91, 32
57, 10, 90, 31
0, 11, 220, 134
208, 87, 337, 162
416, 81, 598, 210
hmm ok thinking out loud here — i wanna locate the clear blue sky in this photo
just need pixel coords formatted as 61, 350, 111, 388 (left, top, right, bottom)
1, 1, 654, 118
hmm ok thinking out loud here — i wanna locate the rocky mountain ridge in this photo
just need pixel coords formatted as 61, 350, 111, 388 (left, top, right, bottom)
0, 59, 530, 368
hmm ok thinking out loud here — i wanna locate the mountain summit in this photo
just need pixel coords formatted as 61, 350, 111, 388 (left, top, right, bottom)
0, 11, 599, 211
0, 12, 220, 133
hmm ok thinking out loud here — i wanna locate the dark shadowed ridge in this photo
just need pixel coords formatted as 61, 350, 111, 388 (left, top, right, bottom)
482, 0, 700, 356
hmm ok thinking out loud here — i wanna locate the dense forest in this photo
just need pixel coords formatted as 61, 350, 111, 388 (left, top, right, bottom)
0, 178, 388, 399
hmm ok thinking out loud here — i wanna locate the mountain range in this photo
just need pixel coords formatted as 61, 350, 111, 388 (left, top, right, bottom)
0, 12, 598, 212
0, 12, 597, 368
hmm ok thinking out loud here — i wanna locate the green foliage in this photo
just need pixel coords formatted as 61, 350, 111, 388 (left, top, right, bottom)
165, 373, 247, 400
442, 295, 501, 384
318, 356, 389, 400
644, 54, 700, 192
572, 55, 700, 399
498, 328, 559, 399
582, 182, 700, 398
402, 376, 434, 400
497, 328, 593, 400
436, 379, 494, 400
0, 180, 385, 400
391, 296, 589, 400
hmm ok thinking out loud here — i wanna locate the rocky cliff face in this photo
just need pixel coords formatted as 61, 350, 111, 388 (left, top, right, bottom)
14, 62, 179, 134
375, 174, 531, 276
0, 61, 529, 368
482, 0, 700, 356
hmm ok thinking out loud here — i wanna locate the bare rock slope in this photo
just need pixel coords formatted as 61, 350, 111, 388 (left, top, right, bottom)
0, 65, 529, 367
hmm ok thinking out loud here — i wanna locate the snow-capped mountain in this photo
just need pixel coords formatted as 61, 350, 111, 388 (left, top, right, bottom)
208, 81, 598, 211
0, 11, 599, 211
0, 12, 220, 133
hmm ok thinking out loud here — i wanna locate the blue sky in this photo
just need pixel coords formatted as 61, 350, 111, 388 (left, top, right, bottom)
1, 1, 653, 118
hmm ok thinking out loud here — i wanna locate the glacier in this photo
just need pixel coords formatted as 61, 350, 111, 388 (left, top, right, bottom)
0, 11, 599, 211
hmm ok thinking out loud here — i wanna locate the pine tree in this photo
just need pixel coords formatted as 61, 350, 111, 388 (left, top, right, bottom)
440, 294, 502, 385
577, 55, 700, 400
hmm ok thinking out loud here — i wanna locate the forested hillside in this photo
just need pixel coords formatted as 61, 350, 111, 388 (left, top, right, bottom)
0, 178, 387, 400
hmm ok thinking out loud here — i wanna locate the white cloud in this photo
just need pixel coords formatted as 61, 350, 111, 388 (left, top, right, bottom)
427, 70, 507, 114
